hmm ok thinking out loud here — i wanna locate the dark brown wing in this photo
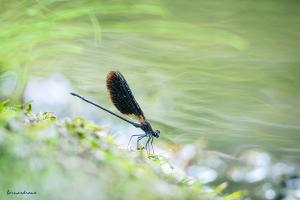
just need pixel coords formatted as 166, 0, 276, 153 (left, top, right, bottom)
106, 71, 145, 122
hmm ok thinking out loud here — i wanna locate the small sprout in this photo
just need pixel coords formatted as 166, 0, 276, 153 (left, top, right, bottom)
0, 99, 10, 111
148, 154, 159, 160
177, 177, 194, 186
191, 180, 203, 190
86, 123, 102, 131
23, 101, 32, 114
65, 117, 103, 139
43, 112, 56, 120
224, 191, 245, 200
90, 140, 100, 148
215, 182, 228, 194
71, 117, 86, 128
25, 111, 57, 127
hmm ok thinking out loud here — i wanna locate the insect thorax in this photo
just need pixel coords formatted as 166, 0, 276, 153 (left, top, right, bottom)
141, 121, 154, 134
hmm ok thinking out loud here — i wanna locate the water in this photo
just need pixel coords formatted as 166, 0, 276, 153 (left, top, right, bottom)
27, 0, 300, 162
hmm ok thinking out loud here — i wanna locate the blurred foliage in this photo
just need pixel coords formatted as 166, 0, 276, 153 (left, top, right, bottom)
0, 0, 95, 100
0, 101, 244, 200
0, 0, 169, 71
0, 0, 166, 100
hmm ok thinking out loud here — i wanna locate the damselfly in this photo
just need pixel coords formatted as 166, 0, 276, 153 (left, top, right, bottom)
71, 71, 160, 153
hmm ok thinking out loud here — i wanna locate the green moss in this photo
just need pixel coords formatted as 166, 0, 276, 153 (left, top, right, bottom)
0, 102, 243, 200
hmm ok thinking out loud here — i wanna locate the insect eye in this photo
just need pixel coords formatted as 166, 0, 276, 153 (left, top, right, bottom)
155, 130, 160, 138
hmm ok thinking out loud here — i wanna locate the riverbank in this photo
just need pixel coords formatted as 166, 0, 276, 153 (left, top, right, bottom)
0, 101, 242, 200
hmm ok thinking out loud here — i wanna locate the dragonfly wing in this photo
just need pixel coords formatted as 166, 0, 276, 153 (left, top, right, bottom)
106, 71, 146, 122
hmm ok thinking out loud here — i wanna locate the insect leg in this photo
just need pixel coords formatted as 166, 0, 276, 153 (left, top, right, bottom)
150, 136, 154, 154
128, 134, 144, 149
145, 136, 152, 154
136, 135, 147, 150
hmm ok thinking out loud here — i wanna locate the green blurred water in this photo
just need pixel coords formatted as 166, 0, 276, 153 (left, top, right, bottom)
27, 0, 300, 160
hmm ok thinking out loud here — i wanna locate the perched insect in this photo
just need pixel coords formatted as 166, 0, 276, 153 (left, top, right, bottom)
71, 71, 160, 153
